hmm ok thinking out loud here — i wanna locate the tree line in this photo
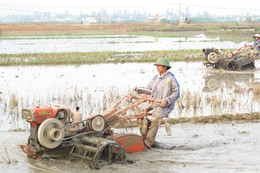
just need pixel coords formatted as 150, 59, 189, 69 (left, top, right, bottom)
0, 8, 259, 24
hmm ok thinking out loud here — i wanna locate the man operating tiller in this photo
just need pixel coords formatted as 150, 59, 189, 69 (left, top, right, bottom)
139, 58, 180, 149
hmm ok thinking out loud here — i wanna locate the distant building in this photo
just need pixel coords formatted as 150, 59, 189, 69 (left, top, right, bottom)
83, 18, 103, 25
177, 17, 192, 25
147, 14, 160, 24
54, 17, 72, 23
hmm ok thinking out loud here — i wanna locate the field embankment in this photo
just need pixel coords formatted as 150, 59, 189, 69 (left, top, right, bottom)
0, 50, 204, 66
0, 23, 259, 37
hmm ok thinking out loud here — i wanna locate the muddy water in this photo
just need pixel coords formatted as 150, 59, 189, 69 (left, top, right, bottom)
1, 121, 260, 172
0, 34, 247, 54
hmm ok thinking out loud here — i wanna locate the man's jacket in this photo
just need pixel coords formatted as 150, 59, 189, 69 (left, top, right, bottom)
148, 71, 180, 117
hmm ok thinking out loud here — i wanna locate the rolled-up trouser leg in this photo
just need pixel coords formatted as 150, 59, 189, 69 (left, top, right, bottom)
145, 117, 162, 146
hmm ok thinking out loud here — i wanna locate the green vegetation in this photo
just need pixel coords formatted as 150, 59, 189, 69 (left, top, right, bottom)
127, 25, 203, 32
0, 52, 113, 65
128, 24, 258, 33
0, 50, 206, 66
128, 24, 259, 42
202, 24, 259, 42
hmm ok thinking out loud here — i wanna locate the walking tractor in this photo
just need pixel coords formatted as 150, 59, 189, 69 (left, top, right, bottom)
202, 47, 256, 70
21, 88, 159, 169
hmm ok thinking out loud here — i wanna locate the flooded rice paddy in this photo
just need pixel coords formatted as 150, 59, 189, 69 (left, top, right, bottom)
0, 60, 259, 131
0, 61, 259, 172
0, 34, 260, 172
0, 34, 248, 54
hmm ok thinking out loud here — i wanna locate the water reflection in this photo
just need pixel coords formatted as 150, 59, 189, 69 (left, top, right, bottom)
203, 72, 256, 92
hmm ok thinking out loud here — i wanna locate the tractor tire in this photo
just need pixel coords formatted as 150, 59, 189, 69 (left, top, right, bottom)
207, 52, 219, 64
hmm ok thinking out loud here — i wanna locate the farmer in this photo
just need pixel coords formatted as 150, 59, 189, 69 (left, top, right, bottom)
233, 34, 260, 55
143, 58, 180, 149
247, 34, 260, 54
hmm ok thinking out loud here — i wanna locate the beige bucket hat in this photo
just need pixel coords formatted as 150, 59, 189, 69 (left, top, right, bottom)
252, 34, 260, 38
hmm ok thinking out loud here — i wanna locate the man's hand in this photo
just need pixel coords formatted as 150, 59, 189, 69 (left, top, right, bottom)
245, 44, 252, 48
140, 94, 148, 99
160, 99, 168, 107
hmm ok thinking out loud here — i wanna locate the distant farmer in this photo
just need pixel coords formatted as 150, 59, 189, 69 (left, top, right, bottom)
143, 58, 180, 149
233, 34, 260, 55
247, 34, 260, 54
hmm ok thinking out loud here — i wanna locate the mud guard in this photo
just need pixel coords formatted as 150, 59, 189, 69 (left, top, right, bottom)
109, 133, 146, 153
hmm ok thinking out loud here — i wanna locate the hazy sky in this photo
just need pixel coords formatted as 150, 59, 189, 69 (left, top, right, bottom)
0, 0, 259, 16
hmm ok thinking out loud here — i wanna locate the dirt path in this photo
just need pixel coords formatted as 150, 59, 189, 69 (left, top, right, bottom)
1, 121, 260, 172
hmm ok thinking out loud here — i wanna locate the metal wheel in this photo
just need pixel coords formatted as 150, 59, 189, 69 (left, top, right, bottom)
55, 109, 68, 124
228, 60, 241, 70
226, 51, 233, 58
207, 52, 219, 64
91, 116, 105, 132
38, 118, 65, 149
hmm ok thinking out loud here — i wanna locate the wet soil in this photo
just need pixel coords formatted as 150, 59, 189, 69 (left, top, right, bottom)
1, 120, 260, 172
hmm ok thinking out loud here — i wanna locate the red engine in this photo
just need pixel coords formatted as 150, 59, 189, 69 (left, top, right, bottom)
22, 105, 72, 126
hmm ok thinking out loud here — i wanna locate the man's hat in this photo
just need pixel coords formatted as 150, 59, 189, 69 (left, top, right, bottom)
154, 58, 171, 69
252, 34, 260, 38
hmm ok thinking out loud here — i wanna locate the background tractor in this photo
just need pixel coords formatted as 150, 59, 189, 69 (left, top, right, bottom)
203, 47, 256, 70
